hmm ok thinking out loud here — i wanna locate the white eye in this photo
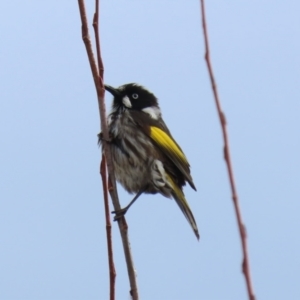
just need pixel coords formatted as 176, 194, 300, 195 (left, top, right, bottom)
132, 93, 139, 99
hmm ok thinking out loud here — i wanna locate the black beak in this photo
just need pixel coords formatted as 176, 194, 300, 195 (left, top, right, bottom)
104, 84, 121, 97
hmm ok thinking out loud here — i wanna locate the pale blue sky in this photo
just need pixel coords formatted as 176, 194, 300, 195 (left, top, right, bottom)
1, 1, 299, 299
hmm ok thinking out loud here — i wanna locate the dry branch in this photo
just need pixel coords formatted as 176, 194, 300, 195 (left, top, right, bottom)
100, 155, 116, 300
199, 1, 256, 299
77, 1, 139, 299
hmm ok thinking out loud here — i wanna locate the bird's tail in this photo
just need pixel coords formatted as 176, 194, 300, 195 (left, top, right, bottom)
166, 174, 200, 240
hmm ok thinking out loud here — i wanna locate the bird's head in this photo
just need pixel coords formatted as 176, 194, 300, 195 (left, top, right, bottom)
105, 83, 161, 119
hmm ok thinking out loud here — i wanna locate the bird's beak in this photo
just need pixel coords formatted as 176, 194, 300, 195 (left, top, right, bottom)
104, 84, 121, 97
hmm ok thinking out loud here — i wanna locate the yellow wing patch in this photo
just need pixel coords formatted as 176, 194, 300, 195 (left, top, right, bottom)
150, 126, 188, 164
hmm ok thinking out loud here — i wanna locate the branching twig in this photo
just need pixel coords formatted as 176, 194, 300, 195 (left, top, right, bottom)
199, 1, 256, 300
77, 1, 139, 299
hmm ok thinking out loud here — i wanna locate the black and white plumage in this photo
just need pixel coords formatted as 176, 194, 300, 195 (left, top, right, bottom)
99, 83, 199, 239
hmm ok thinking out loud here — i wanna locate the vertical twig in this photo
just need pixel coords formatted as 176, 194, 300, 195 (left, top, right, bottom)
100, 155, 115, 300
93, 1, 116, 297
93, 0, 104, 86
77, 1, 139, 299
199, 1, 256, 300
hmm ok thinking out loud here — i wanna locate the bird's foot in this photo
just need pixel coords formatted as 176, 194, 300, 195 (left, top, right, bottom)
98, 132, 112, 144
111, 207, 128, 221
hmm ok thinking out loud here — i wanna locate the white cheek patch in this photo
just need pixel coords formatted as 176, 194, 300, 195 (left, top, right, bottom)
122, 96, 132, 108
142, 106, 161, 120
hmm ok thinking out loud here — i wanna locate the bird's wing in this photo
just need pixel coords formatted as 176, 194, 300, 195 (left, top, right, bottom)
130, 110, 196, 190
149, 125, 196, 190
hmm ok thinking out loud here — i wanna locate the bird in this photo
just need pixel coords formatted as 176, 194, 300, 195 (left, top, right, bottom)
99, 83, 199, 239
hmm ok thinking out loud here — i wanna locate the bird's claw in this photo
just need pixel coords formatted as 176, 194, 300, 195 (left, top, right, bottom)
98, 132, 112, 144
111, 207, 128, 221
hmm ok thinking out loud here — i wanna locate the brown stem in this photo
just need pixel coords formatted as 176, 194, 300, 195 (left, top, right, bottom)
200, 1, 256, 300
77, 1, 139, 299
101, 155, 116, 300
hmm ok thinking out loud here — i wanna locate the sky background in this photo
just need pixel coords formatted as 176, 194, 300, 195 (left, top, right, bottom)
1, 1, 300, 299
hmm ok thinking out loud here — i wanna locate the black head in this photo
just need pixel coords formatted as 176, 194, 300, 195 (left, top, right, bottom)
105, 83, 159, 111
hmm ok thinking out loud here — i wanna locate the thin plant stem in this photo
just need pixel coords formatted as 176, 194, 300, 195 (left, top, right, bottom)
199, 1, 256, 299
77, 1, 139, 299
100, 155, 116, 300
